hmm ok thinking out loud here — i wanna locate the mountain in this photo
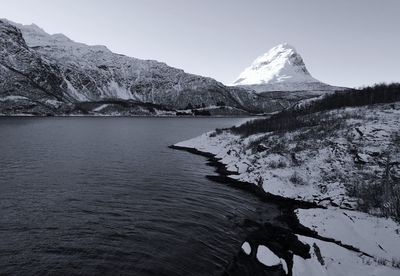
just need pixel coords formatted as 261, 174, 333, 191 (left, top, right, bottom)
0, 19, 272, 116
233, 43, 346, 93
0, 20, 347, 116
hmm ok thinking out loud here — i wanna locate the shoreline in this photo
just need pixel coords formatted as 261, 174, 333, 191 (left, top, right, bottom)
169, 144, 374, 275
0, 114, 258, 118
169, 144, 318, 210
170, 113, 400, 275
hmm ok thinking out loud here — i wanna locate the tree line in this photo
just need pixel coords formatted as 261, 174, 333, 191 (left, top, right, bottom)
231, 83, 400, 137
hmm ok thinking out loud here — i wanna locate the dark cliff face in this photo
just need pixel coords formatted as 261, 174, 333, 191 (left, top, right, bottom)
0, 21, 69, 102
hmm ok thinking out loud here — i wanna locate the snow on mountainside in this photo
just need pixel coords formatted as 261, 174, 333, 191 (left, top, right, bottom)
233, 43, 346, 93
0, 20, 348, 116
174, 100, 400, 275
0, 19, 274, 115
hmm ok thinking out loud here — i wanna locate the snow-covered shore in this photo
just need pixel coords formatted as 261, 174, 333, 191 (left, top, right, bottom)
173, 103, 400, 275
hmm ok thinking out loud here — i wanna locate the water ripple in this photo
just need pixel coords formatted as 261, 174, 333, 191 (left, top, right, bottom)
0, 117, 278, 275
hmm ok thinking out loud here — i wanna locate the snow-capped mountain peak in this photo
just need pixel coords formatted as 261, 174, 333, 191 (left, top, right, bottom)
232, 43, 346, 93
233, 43, 317, 86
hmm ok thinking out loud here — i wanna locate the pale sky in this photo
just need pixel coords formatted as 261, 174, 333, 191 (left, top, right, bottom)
1, 0, 399, 88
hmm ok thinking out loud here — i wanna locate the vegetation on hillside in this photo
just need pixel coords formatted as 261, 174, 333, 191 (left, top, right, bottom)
230, 83, 400, 137
222, 83, 400, 221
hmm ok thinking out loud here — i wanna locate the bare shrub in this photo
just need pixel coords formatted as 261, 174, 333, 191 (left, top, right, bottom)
290, 172, 305, 185
269, 158, 287, 169
215, 128, 223, 135
255, 175, 264, 188
269, 140, 288, 154
392, 258, 400, 269
351, 180, 383, 213
376, 258, 387, 266
347, 153, 400, 222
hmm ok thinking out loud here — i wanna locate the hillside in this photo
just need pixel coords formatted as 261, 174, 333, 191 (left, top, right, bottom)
173, 84, 400, 275
0, 19, 273, 116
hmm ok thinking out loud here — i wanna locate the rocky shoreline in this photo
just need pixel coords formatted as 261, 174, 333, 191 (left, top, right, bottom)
169, 144, 374, 275
170, 132, 400, 276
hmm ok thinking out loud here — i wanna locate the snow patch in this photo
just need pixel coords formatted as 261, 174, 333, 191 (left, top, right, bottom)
296, 207, 400, 261
93, 104, 109, 112
104, 80, 133, 100
0, 95, 29, 101
45, 99, 63, 108
65, 79, 88, 101
256, 245, 281, 266
293, 235, 400, 276
241, 242, 251, 255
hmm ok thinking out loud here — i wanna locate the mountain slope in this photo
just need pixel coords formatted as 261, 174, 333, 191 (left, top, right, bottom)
0, 20, 348, 116
172, 85, 400, 275
0, 19, 272, 115
0, 20, 78, 115
233, 43, 346, 93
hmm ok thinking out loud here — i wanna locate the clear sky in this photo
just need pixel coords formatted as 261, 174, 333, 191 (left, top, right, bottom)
1, 0, 399, 87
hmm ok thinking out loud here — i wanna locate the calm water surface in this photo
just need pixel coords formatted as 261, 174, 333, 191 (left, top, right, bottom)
0, 117, 278, 275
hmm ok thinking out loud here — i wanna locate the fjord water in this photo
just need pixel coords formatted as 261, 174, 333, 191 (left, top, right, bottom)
0, 117, 277, 275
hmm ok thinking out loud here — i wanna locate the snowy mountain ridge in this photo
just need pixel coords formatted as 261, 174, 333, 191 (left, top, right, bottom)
233, 43, 345, 93
0, 19, 275, 115
0, 19, 346, 116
